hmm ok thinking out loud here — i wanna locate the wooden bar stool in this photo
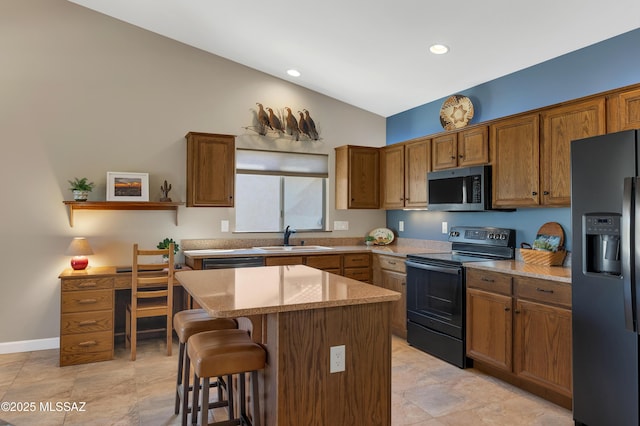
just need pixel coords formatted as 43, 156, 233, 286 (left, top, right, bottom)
174, 309, 238, 426
188, 329, 266, 426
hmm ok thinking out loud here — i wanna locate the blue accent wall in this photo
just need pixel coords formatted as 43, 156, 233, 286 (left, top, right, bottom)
386, 28, 640, 252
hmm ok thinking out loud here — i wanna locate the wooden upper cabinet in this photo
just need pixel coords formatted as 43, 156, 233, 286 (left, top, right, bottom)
404, 138, 430, 208
458, 126, 489, 167
380, 144, 405, 209
335, 145, 379, 209
607, 87, 640, 132
380, 138, 430, 209
491, 114, 540, 208
541, 98, 606, 206
186, 132, 235, 207
432, 126, 488, 171
432, 133, 458, 170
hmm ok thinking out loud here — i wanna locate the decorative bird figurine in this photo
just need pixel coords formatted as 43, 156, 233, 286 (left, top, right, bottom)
256, 103, 272, 131
285, 107, 300, 140
266, 107, 285, 132
298, 111, 311, 138
303, 109, 319, 140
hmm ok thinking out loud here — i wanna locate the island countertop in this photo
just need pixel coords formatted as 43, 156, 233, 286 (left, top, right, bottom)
175, 264, 401, 318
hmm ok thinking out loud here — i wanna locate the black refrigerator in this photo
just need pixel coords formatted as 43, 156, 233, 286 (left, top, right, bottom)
571, 129, 640, 426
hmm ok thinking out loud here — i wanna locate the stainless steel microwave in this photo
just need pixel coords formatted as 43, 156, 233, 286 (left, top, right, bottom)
427, 165, 492, 211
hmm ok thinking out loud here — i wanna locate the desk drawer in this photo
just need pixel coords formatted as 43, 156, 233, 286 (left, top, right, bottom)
344, 253, 370, 268
60, 330, 113, 355
61, 311, 113, 334
62, 289, 113, 314
62, 277, 113, 291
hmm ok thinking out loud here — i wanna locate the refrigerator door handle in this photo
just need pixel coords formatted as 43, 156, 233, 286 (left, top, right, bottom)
622, 177, 636, 332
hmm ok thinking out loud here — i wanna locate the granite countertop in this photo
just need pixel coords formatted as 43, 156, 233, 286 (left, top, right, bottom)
182, 244, 439, 259
464, 260, 571, 283
175, 265, 401, 317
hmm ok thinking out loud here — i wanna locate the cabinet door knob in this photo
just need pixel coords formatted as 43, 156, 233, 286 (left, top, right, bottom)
504, 307, 510, 312
543, 191, 550, 195
532, 191, 538, 196
450, 156, 456, 159
514, 310, 521, 314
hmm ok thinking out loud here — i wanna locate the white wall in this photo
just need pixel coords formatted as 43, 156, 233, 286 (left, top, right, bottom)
0, 0, 386, 346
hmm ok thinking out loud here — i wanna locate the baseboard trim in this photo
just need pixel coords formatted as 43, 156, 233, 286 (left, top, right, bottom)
0, 338, 59, 354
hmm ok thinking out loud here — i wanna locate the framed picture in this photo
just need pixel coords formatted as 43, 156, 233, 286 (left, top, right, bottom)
106, 172, 149, 201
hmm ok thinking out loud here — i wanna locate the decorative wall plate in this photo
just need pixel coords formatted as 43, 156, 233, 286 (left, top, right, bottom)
368, 228, 395, 245
439, 95, 474, 130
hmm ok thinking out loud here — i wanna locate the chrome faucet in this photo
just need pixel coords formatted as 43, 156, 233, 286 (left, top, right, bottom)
284, 225, 296, 246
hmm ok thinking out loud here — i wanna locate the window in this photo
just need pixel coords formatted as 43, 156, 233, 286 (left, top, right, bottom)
235, 150, 328, 232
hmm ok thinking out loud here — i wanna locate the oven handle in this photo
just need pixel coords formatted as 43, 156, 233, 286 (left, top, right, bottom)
405, 260, 461, 275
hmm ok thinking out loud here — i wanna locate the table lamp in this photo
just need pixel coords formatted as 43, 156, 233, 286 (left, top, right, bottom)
65, 237, 94, 270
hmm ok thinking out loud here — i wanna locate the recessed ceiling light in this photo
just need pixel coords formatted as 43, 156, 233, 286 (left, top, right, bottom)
429, 44, 449, 55
287, 69, 301, 77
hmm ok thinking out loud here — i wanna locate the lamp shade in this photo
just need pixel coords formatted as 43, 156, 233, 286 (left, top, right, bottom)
65, 237, 94, 270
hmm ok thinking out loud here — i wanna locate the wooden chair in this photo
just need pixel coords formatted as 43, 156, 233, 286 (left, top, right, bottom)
125, 243, 174, 361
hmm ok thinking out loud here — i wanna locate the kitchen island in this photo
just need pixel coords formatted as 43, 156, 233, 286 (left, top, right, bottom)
175, 265, 400, 426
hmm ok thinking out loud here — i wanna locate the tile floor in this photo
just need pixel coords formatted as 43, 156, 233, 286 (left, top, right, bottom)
0, 336, 573, 425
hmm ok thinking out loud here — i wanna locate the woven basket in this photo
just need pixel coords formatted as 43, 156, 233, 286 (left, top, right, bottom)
520, 222, 567, 266
519, 248, 567, 266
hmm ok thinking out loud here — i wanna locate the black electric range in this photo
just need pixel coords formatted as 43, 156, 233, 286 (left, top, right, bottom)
405, 226, 516, 368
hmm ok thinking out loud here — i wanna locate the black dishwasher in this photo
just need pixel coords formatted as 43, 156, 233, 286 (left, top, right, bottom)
201, 257, 265, 269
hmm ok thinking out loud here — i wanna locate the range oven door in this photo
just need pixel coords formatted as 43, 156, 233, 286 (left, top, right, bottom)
405, 259, 468, 368
405, 260, 464, 337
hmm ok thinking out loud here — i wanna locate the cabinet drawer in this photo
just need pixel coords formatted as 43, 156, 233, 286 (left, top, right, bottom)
61, 310, 113, 334
376, 255, 406, 273
60, 331, 113, 357
515, 277, 571, 308
466, 269, 512, 295
265, 256, 304, 266
61, 277, 113, 291
305, 254, 342, 269
344, 268, 370, 281
61, 289, 113, 314
344, 253, 370, 267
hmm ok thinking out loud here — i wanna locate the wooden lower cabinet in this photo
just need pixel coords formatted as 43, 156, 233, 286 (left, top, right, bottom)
514, 299, 572, 397
265, 252, 370, 281
372, 254, 406, 338
59, 277, 115, 366
466, 268, 572, 409
466, 288, 512, 371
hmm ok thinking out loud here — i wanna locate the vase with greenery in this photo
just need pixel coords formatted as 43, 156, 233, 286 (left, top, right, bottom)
364, 235, 375, 246
68, 177, 95, 201
157, 238, 180, 268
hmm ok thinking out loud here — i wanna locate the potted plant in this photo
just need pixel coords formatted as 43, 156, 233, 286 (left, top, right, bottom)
157, 237, 180, 255
68, 177, 95, 201
364, 235, 375, 246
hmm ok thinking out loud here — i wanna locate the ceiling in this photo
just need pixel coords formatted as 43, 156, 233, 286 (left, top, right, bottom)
68, 0, 640, 117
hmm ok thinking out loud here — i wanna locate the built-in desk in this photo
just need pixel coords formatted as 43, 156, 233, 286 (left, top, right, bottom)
58, 266, 188, 367
176, 265, 400, 426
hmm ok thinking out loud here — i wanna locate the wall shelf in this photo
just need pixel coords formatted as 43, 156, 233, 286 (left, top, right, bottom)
63, 201, 184, 227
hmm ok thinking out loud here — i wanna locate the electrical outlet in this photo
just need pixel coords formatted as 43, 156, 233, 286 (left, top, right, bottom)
442, 221, 448, 234
221, 220, 229, 232
333, 221, 349, 231
330, 345, 345, 373
399, 221, 404, 232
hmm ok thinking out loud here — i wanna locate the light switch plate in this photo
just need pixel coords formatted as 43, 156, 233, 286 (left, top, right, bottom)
399, 221, 404, 232
442, 221, 448, 234
333, 221, 349, 231
221, 220, 229, 232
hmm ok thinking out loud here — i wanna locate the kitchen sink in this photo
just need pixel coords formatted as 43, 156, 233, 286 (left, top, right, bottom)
183, 249, 238, 255
253, 245, 333, 252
